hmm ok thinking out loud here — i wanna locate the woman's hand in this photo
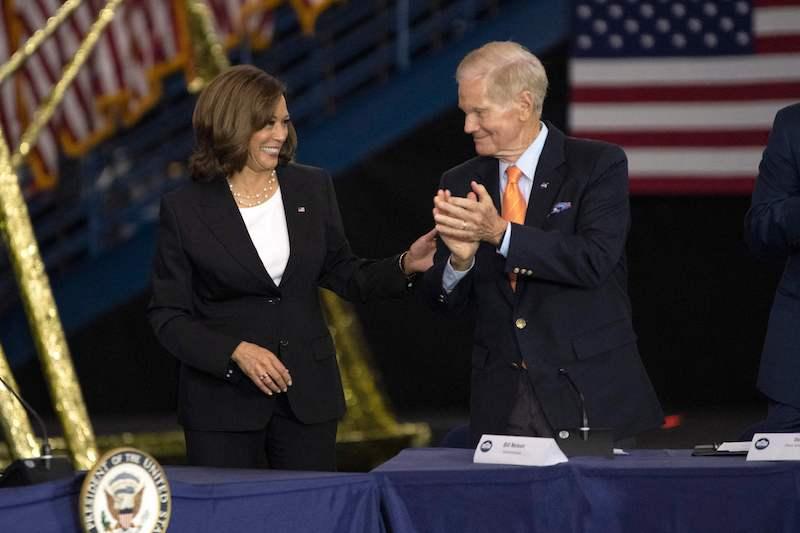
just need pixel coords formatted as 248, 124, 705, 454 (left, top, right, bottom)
403, 228, 438, 274
231, 341, 292, 396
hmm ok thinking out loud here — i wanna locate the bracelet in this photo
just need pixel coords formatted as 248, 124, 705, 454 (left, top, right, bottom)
398, 251, 409, 275
398, 251, 412, 277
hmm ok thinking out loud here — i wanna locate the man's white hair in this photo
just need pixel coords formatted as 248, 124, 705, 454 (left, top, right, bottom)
456, 41, 548, 114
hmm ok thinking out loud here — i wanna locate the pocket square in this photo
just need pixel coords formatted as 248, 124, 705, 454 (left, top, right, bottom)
549, 202, 572, 215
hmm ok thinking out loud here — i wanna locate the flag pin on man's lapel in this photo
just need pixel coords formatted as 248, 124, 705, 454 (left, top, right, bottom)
297, 207, 306, 213
540, 182, 549, 189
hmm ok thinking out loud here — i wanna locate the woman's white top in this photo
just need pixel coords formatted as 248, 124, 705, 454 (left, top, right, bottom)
238, 189, 290, 286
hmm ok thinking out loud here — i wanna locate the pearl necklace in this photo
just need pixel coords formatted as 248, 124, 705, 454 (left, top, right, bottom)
228, 170, 277, 207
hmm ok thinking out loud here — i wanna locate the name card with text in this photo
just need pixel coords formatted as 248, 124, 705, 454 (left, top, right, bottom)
473, 434, 568, 466
747, 433, 800, 461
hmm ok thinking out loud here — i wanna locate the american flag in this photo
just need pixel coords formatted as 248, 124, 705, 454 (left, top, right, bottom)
1, 0, 184, 192
569, 0, 800, 195
206, 0, 277, 49
0, 0, 336, 196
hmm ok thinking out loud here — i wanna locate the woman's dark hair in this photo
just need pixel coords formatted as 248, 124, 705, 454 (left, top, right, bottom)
188, 65, 297, 181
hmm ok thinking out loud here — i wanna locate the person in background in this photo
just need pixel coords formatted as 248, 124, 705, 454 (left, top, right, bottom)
424, 41, 662, 447
148, 65, 436, 471
742, 103, 800, 439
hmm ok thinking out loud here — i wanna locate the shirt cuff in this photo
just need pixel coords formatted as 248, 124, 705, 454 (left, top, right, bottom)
442, 255, 475, 293
497, 222, 512, 257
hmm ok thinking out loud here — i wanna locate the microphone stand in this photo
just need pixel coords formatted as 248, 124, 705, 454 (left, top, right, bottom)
0, 375, 74, 487
555, 368, 614, 457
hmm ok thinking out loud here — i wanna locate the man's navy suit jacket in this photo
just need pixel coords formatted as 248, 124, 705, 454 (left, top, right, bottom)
424, 123, 663, 445
746, 103, 800, 407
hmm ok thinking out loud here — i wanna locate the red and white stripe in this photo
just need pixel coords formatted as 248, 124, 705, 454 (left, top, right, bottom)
569, 0, 800, 195
206, 0, 276, 47
0, 10, 22, 153
0, 0, 334, 193
0, 0, 185, 190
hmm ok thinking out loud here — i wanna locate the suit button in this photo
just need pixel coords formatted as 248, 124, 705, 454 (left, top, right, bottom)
279, 340, 289, 347
515, 318, 527, 329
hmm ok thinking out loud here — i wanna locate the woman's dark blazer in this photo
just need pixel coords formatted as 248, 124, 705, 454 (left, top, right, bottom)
147, 162, 409, 431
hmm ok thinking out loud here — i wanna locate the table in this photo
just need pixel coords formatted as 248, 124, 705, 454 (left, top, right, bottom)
372, 448, 800, 533
0, 467, 384, 533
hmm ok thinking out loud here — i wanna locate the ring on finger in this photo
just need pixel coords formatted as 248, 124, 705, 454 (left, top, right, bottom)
462, 221, 467, 230
259, 373, 269, 381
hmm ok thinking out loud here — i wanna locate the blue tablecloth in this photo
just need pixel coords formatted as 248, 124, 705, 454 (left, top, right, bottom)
372, 448, 800, 533
5, 449, 800, 532
0, 466, 384, 533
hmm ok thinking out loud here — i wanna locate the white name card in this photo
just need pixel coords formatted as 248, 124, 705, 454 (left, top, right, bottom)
746, 433, 800, 461
473, 434, 568, 466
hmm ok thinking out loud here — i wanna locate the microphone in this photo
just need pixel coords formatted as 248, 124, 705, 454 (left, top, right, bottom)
0, 375, 73, 487
555, 368, 613, 457
558, 368, 589, 432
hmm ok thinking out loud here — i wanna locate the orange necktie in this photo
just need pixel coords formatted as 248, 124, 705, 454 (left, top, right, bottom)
502, 165, 527, 290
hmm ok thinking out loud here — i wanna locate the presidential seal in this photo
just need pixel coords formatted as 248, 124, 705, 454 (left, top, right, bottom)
80, 447, 171, 533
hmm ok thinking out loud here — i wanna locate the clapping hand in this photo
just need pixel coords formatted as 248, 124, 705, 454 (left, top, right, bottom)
434, 182, 507, 248
432, 186, 483, 269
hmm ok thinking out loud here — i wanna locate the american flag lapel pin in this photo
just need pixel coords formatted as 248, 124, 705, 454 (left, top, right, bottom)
540, 182, 549, 189
297, 207, 306, 213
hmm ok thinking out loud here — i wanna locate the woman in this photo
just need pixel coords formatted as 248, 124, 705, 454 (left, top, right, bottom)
147, 65, 435, 471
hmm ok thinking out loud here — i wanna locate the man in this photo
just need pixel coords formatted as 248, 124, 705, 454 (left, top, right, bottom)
425, 41, 662, 446
742, 103, 800, 437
